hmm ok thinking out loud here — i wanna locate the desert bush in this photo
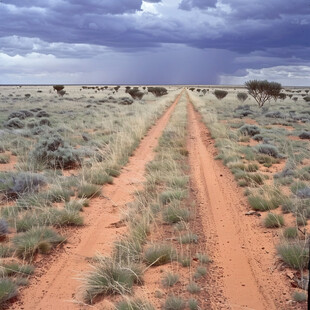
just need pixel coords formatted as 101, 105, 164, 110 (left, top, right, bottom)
265, 111, 285, 119
178, 232, 198, 244
237, 92, 248, 102
77, 183, 101, 198
248, 195, 278, 211
303, 96, 310, 102
164, 296, 185, 310
283, 227, 298, 239
7, 110, 33, 120
53, 85, 64, 92
0, 245, 13, 258
115, 299, 155, 310
255, 144, 281, 158
277, 242, 309, 269
195, 253, 211, 264
278, 93, 287, 100
119, 97, 134, 105
45, 187, 71, 202
161, 272, 179, 287
0, 278, 18, 306
214, 90, 228, 100
127, 89, 144, 100
65, 199, 88, 212
194, 266, 207, 279
292, 291, 307, 302
147, 87, 168, 97
299, 131, 310, 140
84, 170, 113, 185
83, 258, 142, 304
187, 282, 200, 294
30, 132, 80, 169
0, 263, 34, 277
245, 80, 282, 107
162, 205, 190, 224
12, 227, 65, 259
188, 299, 198, 310
144, 244, 176, 266
0, 154, 9, 164
36, 110, 50, 118
239, 124, 260, 136
159, 190, 186, 205
4, 118, 24, 129
263, 213, 284, 228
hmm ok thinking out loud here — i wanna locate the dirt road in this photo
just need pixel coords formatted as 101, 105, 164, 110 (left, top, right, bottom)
186, 93, 290, 310
11, 93, 182, 310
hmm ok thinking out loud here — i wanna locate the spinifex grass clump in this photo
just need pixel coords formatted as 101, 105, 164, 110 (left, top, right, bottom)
239, 124, 260, 137
12, 227, 65, 260
77, 183, 101, 198
144, 244, 177, 266
277, 242, 309, 269
164, 296, 185, 310
0, 278, 18, 306
162, 204, 190, 224
161, 272, 179, 287
115, 299, 155, 310
82, 257, 143, 304
263, 213, 284, 228
255, 144, 282, 158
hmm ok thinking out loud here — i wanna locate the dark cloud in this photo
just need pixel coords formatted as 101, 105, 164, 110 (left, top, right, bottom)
179, 0, 217, 10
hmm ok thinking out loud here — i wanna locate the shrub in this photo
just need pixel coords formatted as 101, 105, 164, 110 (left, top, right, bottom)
292, 291, 307, 302
245, 80, 282, 107
53, 85, 64, 92
30, 132, 80, 169
265, 111, 285, 119
263, 213, 284, 228
4, 118, 24, 129
194, 266, 207, 279
12, 227, 65, 259
45, 187, 71, 202
127, 89, 144, 100
7, 110, 33, 120
159, 190, 186, 205
187, 282, 200, 294
164, 296, 185, 310
299, 131, 310, 140
116, 299, 155, 310
0, 245, 13, 258
239, 124, 260, 137
161, 273, 179, 287
237, 92, 248, 102
144, 244, 176, 266
248, 195, 278, 211
83, 258, 142, 304
0, 154, 10, 164
162, 205, 190, 224
178, 232, 198, 244
77, 183, 101, 198
214, 90, 228, 100
195, 253, 211, 264
0, 263, 35, 277
147, 87, 168, 97
255, 144, 281, 158
0, 278, 18, 305
119, 97, 134, 105
85, 170, 113, 185
303, 96, 310, 102
283, 227, 298, 239
277, 242, 309, 269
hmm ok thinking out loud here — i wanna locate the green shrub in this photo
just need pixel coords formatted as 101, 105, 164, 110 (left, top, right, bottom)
164, 296, 185, 310
255, 144, 281, 158
161, 273, 179, 287
83, 258, 142, 304
283, 227, 298, 239
0, 278, 18, 305
263, 213, 284, 228
147, 87, 168, 97
0, 245, 13, 258
115, 299, 155, 310
239, 125, 260, 137
12, 227, 65, 259
162, 205, 190, 224
195, 253, 211, 264
45, 187, 71, 202
214, 90, 228, 100
178, 232, 198, 244
0, 263, 34, 277
237, 92, 248, 102
0, 154, 10, 164
292, 291, 307, 302
194, 266, 207, 279
277, 242, 309, 269
159, 190, 186, 205
187, 282, 200, 294
188, 299, 198, 310
77, 183, 101, 198
144, 244, 176, 266
248, 195, 278, 211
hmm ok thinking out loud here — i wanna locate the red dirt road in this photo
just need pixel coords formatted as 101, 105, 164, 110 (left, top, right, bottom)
10, 93, 182, 310
186, 94, 291, 310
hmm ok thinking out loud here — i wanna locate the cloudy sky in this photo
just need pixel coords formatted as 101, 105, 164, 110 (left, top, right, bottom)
0, 0, 309, 85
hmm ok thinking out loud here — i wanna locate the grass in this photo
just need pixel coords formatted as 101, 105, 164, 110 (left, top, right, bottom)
277, 242, 309, 269
0, 263, 35, 277
283, 227, 298, 239
194, 266, 207, 279
162, 205, 190, 224
0, 245, 13, 258
164, 296, 185, 310
248, 195, 278, 211
115, 299, 155, 310
77, 183, 101, 198
188, 299, 199, 310
82, 257, 143, 304
144, 244, 176, 266
0, 278, 18, 306
161, 272, 179, 287
187, 282, 200, 294
178, 232, 199, 244
263, 213, 284, 228
159, 190, 187, 205
292, 291, 307, 302
12, 226, 65, 259
0, 154, 10, 164
195, 253, 211, 264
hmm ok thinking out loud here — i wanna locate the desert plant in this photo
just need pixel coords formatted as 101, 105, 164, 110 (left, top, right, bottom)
299, 131, 310, 140
161, 272, 179, 287
188, 299, 198, 310
127, 88, 144, 100
83, 258, 142, 304
237, 92, 248, 102
0, 245, 13, 258
195, 253, 211, 264
0, 263, 35, 277
194, 266, 207, 279
12, 227, 65, 259
214, 90, 228, 100
4, 118, 24, 129
144, 244, 176, 266
187, 282, 200, 294
277, 242, 309, 269
292, 291, 307, 302
115, 299, 155, 310
0, 219, 9, 237
159, 190, 186, 205
164, 296, 185, 310
162, 205, 190, 224
77, 183, 101, 198
53, 85, 64, 92
147, 87, 168, 97
255, 144, 281, 158
263, 213, 284, 228
178, 232, 198, 244
239, 124, 260, 137
0, 278, 18, 305
245, 80, 282, 107
283, 227, 298, 239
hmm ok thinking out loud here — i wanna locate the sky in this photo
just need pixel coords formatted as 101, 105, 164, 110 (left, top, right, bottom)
0, 0, 309, 85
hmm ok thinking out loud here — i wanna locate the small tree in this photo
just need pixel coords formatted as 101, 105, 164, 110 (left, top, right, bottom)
214, 90, 228, 100
53, 85, 64, 92
237, 92, 248, 102
245, 80, 282, 107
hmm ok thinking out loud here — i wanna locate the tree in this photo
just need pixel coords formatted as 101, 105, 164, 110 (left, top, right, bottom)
245, 80, 282, 107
